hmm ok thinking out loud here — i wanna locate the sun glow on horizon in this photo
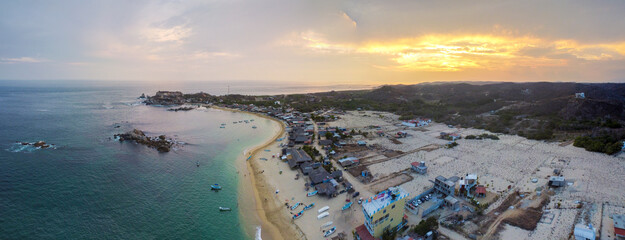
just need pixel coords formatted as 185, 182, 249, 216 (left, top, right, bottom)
286, 32, 625, 72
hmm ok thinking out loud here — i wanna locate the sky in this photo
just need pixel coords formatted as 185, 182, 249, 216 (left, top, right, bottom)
1, 0, 625, 85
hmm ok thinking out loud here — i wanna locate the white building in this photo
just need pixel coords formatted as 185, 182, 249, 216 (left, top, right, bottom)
573, 224, 596, 240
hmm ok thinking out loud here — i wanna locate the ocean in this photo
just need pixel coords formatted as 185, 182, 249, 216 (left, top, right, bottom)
0, 81, 316, 239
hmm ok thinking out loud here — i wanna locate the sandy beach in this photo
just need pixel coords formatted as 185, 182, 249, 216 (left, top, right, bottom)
214, 106, 304, 240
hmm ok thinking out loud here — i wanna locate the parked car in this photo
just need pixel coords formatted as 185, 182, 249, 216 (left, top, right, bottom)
358, 198, 363, 204
352, 192, 360, 198
339, 190, 346, 194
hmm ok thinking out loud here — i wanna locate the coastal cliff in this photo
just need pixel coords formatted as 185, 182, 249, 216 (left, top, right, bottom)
144, 91, 185, 105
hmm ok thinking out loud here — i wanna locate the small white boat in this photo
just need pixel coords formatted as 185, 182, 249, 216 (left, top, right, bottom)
324, 227, 336, 237
219, 207, 231, 211
307, 190, 318, 197
318, 206, 329, 213
290, 202, 301, 210
317, 212, 329, 219
321, 221, 333, 229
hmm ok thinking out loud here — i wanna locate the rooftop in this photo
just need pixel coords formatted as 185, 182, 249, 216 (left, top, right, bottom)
476, 185, 487, 194
355, 224, 379, 240
615, 214, 625, 229
574, 224, 596, 239
444, 195, 459, 204
550, 176, 565, 181
362, 187, 409, 217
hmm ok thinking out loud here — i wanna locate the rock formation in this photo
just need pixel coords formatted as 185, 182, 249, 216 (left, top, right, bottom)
144, 91, 185, 105
114, 129, 173, 152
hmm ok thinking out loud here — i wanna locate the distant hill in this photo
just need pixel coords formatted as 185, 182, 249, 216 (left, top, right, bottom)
173, 81, 625, 154
281, 82, 625, 154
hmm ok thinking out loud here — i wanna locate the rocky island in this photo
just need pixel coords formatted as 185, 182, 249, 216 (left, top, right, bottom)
114, 129, 174, 152
18, 141, 54, 149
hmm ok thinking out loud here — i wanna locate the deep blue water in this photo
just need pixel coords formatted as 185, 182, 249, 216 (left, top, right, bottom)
0, 84, 280, 239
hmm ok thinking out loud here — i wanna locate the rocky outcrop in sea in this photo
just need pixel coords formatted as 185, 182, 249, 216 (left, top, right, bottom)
7, 141, 57, 153
114, 129, 174, 152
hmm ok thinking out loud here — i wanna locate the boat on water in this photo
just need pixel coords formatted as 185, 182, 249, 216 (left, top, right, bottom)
303, 203, 315, 211
196, 161, 200, 167
342, 202, 353, 211
307, 190, 318, 197
219, 207, 231, 211
292, 210, 304, 219
318, 206, 329, 213
211, 184, 222, 190
290, 202, 302, 210
324, 227, 336, 237
317, 212, 329, 219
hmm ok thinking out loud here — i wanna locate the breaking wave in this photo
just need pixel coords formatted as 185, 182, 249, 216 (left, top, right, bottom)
255, 226, 262, 240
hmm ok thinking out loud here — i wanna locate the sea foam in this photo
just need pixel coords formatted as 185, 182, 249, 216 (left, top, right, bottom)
255, 226, 262, 240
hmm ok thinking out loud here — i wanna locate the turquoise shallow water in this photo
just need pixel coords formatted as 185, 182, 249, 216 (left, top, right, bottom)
0, 85, 277, 239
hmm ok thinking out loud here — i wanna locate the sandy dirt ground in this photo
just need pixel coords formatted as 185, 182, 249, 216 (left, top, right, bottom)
322, 111, 625, 239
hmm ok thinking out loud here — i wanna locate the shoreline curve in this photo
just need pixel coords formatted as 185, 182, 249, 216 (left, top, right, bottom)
212, 106, 306, 240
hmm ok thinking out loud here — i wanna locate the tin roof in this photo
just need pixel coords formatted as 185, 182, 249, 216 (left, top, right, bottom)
362, 187, 409, 217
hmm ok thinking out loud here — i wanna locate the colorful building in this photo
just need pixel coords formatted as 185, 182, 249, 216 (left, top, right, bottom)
358, 187, 409, 239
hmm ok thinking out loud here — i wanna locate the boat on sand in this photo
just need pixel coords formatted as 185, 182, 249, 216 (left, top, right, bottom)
290, 202, 301, 210
324, 227, 336, 237
292, 210, 304, 219
342, 202, 353, 211
318, 206, 329, 213
303, 203, 315, 211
